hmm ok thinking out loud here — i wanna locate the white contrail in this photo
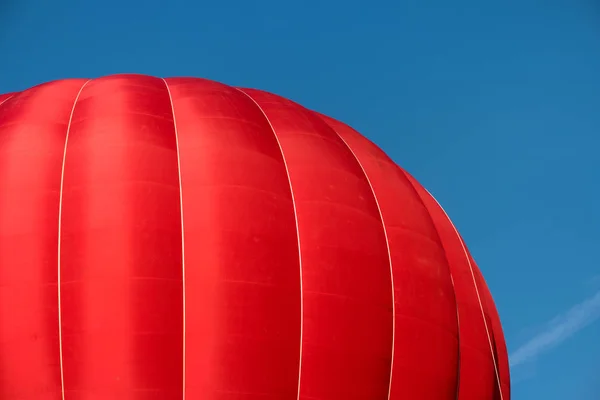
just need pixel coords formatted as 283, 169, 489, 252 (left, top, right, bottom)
510, 290, 600, 367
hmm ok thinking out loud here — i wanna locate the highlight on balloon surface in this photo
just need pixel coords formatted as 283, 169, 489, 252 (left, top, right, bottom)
0, 74, 510, 399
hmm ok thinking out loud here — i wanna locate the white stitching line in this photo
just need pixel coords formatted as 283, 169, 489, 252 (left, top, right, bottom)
326, 125, 396, 400
0, 94, 15, 107
58, 79, 92, 400
404, 173, 463, 398
460, 239, 507, 397
424, 189, 504, 400
234, 88, 304, 400
395, 168, 462, 399
161, 78, 187, 400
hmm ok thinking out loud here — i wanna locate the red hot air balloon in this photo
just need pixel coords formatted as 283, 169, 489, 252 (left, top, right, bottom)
0, 75, 510, 400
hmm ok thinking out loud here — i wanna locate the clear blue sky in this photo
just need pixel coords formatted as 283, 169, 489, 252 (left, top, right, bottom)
1, 0, 599, 398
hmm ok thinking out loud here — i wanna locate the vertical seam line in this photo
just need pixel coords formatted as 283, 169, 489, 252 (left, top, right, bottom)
162, 78, 187, 400
234, 88, 304, 400
423, 188, 504, 400
459, 236, 506, 399
324, 125, 396, 400
398, 171, 461, 400
57, 79, 92, 400
0, 95, 15, 107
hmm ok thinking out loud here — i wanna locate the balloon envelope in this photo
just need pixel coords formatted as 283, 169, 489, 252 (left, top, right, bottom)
0, 75, 510, 399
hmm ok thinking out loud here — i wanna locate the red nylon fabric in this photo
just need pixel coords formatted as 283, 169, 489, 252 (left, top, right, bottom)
0, 74, 510, 400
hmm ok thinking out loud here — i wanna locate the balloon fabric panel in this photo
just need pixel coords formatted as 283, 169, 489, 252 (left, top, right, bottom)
0, 74, 510, 400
